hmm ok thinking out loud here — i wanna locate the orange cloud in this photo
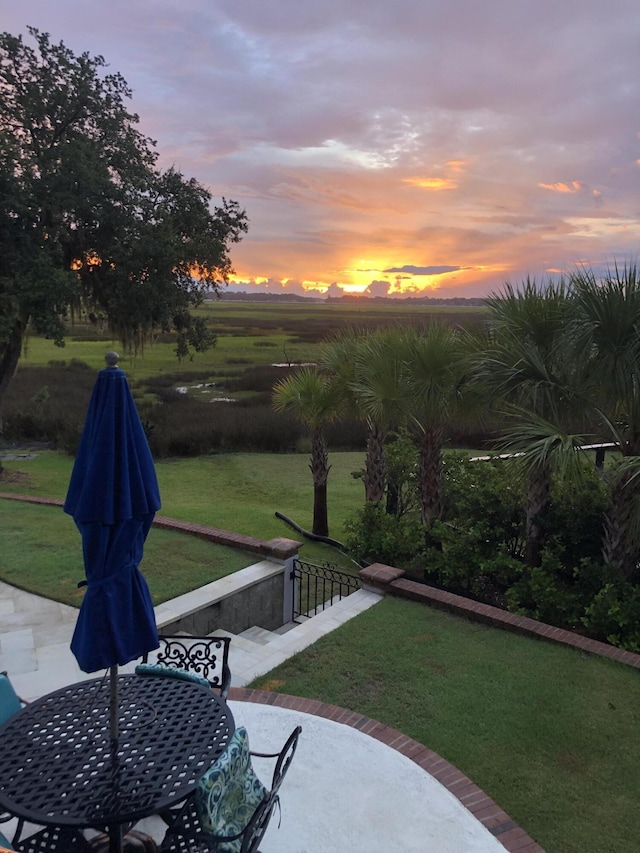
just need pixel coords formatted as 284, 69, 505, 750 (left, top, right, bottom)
538, 181, 584, 193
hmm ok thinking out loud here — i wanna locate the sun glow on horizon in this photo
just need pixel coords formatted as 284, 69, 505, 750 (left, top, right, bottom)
403, 176, 458, 190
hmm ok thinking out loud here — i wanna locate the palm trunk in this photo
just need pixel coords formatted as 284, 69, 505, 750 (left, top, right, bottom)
386, 482, 399, 516
524, 463, 552, 568
417, 427, 443, 527
310, 429, 330, 537
364, 420, 386, 503
602, 470, 639, 581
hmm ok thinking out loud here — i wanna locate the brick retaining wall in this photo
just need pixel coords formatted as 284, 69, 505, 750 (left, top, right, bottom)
360, 562, 640, 670
0, 492, 301, 561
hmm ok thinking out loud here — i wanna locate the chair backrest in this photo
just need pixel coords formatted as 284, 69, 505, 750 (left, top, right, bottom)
268, 725, 301, 798
159, 726, 302, 853
239, 725, 302, 853
196, 727, 267, 853
143, 635, 231, 698
0, 673, 22, 727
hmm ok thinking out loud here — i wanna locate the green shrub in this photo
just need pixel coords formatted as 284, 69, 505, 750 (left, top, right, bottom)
343, 502, 424, 567
582, 580, 640, 651
422, 520, 521, 604
506, 556, 605, 630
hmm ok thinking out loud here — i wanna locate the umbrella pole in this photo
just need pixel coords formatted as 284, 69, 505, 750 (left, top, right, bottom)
109, 665, 123, 853
109, 664, 119, 746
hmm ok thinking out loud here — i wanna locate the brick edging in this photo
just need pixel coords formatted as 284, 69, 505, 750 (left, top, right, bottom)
229, 687, 543, 852
361, 563, 640, 671
0, 492, 301, 561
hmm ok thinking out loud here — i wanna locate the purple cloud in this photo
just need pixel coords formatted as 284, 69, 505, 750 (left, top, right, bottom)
384, 265, 462, 276
3, 3, 640, 295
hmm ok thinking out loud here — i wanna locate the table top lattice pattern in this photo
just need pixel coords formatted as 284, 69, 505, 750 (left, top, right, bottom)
0, 675, 234, 829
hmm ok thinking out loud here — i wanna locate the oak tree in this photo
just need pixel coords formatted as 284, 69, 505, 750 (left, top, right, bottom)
0, 28, 247, 424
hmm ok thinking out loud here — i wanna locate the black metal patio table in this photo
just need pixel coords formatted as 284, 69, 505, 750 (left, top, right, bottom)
0, 674, 235, 852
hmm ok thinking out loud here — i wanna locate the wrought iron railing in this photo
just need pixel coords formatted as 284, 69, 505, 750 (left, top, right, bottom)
291, 559, 362, 621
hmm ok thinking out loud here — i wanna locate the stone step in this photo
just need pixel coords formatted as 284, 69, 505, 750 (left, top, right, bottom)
238, 625, 280, 645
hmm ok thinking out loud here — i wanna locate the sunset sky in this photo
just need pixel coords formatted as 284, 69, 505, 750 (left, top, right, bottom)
3, 1, 640, 298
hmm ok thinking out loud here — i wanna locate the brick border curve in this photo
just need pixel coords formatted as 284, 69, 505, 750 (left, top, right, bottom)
229, 687, 543, 852
0, 492, 301, 560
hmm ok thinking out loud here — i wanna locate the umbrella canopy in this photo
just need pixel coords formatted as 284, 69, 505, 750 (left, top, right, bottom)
64, 356, 161, 673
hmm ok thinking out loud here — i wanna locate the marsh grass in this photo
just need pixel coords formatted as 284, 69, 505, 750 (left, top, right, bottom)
7, 302, 490, 455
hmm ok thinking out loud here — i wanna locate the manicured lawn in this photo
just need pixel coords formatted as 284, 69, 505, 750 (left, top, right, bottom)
251, 595, 640, 853
0, 449, 366, 568
0, 500, 255, 606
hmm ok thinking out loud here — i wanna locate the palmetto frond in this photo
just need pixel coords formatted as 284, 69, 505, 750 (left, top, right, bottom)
570, 264, 640, 454
404, 324, 473, 435
349, 328, 412, 429
496, 407, 592, 483
480, 278, 580, 421
272, 367, 342, 429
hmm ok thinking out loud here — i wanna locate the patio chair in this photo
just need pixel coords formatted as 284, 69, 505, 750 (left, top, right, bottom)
0, 673, 27, 848
158, 724, 302, 853
0, 672, 25, 727
142, 635, 231, 699
5, 825, 92, 852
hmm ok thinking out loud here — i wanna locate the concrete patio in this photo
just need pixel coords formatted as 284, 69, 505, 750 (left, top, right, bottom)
0, 578, 533, 851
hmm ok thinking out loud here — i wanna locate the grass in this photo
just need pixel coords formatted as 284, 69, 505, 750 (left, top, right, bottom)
0, 500, 254, 606
2, 445, 637, 850
251, 595, 640, 853
0, 449, 366, 568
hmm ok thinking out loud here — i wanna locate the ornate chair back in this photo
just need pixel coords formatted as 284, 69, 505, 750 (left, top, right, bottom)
142, 635, 231, 698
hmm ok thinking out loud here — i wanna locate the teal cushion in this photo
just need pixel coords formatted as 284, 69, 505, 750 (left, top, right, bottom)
134, 663, 210, 689
0, 828, 14, 849
0, 674, 22, 727
196, 727, 267, 853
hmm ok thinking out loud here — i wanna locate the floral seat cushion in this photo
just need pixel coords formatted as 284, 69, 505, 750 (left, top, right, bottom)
195, 727, 267, 853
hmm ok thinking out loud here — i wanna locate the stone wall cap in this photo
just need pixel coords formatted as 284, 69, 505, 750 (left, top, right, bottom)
359, 563, 406, 583
263, 537, 302, 559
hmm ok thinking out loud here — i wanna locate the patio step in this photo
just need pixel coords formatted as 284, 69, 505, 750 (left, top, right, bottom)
238, 625, 280, 645
216, 588, 383, 687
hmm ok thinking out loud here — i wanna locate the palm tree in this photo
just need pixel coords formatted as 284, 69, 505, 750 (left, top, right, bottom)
322, 327, 411, 504
272, 367, 341, 537
403, 324, 476, 530
570, 264, 640, 580
479, 278, 588, 568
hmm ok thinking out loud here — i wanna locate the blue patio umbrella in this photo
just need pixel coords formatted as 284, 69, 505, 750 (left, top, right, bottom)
64, 352, 160, 677
64, 352, 160, 853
